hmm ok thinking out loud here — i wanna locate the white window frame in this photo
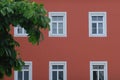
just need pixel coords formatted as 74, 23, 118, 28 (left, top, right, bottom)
14, 25, 28, 37
90, 61, 108, 80
49, 61, 67, 80
14, 61, 32, 80
49, 12, 67, 37
89, 12, 107, 37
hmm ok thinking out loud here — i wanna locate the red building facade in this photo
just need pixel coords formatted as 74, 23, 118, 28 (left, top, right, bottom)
7, 0, 120, 80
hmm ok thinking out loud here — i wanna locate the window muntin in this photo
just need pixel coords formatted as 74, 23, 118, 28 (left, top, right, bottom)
90, 61, 108, 80
49, 12, 67, 37
14, 25, 27, 37
91, 16, 104, 34
89, 12, 107, 37
49, 61, 67, 80
14, 61, 32, 80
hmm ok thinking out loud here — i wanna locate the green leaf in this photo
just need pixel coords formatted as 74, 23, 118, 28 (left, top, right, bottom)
0, 72, 4, 79
0, 10, 6, 16
0, 66, 5, 75
14, 59, 24, 71
0, 48, 4, 56
5, 68, 12, 77
6, 7, 14, 14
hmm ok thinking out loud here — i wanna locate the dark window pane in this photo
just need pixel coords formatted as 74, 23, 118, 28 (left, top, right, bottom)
18, 27, 23, 34
92, 16, 97, 21
52, 71, 57, 80
24, 71, 29, 80
99, 65, 104, 69
93, 65, 104, 69
93, 65, 99, 69
22, 65, 29, 69
58, 65, 64, 69
18, 71, 22, 80
24, 30, 27, 34
52, 65, 57, 69
58, 16, 63, 21
59, 71, 63, 80
92, 23, 97, 34
99, 71, 104, 80
98, 16, 103, 21
52, 23, 57, 34
98, 23, 103, 34
93, 71, 98, 80
98, 23, 103, 27
58, 23, 63, 34
52, 16, 57, 21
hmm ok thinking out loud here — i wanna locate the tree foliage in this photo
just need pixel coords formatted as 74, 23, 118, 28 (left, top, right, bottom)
0, 0, 50, 78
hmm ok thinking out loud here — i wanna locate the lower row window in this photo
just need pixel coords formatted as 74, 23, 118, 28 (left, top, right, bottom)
49, 61, 67, 80
14, 61, 32, 80
14, 61, 107, 80
90, 61, 108, 80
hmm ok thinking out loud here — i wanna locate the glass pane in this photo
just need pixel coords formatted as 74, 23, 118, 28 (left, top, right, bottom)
92, 23, 97, 34
98, 23, 103, 34
99, 71, 104, 80
58, 16, 63, 21
98, 23, 103, 27
52, 65, 57, 69
98, 16, 103, 21
59, 71, 63, 80
18, 71, 22, 80
58, 23, 63, 34
18, 27, 23, 34
58, 65, 64, 69
52, 23, 57, 34
58, 23, 63, 27
24, 71, 29, 80
93, 65, 99, 69
99, 65, 104, 69
93, 65, 104, 69
24, 29, 27, 34
23, 65, 29, 69
52, 16, 57, 21
93, 71, 98, 80
92, 16, 97, 21
52, 71, 57, 80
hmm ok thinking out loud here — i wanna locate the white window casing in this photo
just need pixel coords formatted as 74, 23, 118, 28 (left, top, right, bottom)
14, 25, 28, 37
89, 12, 107, 37
90, 61, 108, 80
49, 61, 67, 80
14, 61, 32, 80
49, 12, 67, 37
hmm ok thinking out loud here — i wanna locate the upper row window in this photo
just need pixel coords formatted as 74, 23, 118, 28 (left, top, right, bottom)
49, 12, 67, 37
89, 12, 107, 37
14, 25, 27, 37
14, 12, 107, 37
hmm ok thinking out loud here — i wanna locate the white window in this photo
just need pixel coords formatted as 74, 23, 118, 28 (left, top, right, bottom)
14, 61, 32, 80
49, 12, 67, 37
89, 12, 107, 37
14, 25, 27, 37
49, 61, 67, 80
90, 61, 108, 80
